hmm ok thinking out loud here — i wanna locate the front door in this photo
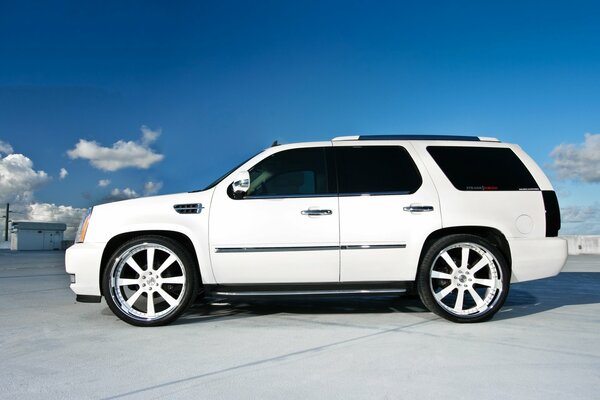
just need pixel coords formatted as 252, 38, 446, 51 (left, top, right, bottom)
209, 145, 340, 283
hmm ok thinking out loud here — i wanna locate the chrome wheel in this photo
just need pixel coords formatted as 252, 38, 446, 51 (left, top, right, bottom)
429, 242, 503, 317
417, 234, 510, 323
108, 242, 188, 322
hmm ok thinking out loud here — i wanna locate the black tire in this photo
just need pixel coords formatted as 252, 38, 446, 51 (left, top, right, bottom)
102, 235, 197, 327
416, 234, 510, 323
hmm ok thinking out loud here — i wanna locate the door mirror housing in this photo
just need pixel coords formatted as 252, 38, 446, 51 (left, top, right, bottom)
231, 171, 250, 197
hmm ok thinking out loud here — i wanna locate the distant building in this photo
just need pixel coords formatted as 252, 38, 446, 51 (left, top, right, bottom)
10, 221, 67, 251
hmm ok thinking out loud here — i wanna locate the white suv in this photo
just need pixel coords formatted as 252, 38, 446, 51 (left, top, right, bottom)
66, 135, 568, 326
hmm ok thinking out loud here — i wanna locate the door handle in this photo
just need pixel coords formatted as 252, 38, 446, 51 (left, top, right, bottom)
301, 209, 333, 216
403, 205, 434, 213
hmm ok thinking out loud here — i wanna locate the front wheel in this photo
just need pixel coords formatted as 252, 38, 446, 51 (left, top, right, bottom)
417, 234, 510, 323
103, 236, 197, 327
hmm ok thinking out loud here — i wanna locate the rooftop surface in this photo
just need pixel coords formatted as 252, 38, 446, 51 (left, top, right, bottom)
0, 251, 598, 399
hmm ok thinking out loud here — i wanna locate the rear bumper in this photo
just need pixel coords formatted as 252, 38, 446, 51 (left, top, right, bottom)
65, 242, 105, 297
509, 237, 568, 283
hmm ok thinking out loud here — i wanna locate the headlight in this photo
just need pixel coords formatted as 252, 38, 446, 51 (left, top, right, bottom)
75, 207, 93, 243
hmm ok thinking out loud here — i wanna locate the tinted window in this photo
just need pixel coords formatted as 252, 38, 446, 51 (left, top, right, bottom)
336, 146, 422, 195
427, 146, 539, 191
246, 147, 333, 197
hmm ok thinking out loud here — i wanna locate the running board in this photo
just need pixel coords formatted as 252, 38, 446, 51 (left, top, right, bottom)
205, 282, 412, 297
213, 288, 407, 296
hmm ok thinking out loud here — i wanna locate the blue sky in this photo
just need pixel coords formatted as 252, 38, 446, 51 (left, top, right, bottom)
0, 1, 599, 235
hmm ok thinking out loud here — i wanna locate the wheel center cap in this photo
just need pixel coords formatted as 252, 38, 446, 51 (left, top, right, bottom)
458, 275, 467, 283
147, 277, 156, 286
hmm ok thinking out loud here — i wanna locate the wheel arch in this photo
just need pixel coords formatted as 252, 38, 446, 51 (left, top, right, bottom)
418, 226, 512, 274
99, 230, 201, 296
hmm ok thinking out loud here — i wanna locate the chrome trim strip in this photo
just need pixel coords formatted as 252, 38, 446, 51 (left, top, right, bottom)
214, 243, 406, 253
403, 205, 434, 213
214, 246, 339, 253
214, 288, 407, 296
341, 244, 406, 250
301, 209, 333, 216
244, 193, 337, 199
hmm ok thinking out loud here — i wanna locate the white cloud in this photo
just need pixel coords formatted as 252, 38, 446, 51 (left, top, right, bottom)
24, 203, 87, 240
141, 125, 160, 145
106, 187, 139, 202
549, 133, 600, 183
98, 179, 111, 187
0, 153, 50, 204
59, 167, 68, 180
67, 126, 164, 171
560, 203, 600, 235
0, 140, 13, 155
143, 181, 163, 195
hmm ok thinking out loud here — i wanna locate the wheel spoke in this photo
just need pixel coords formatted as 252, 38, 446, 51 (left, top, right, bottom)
147, 248, 155, 272
434, 284, 456, 301
126, 288, 144, 307
460, 247, 470, 269
440, 252, 458, 270
473, 278, 495, 287
467, 287, 485, 308
161, 276, 185, 285
454, 288, 465, 312
147, 292, 155, 317
157, 288, 179, 307
126, 257, 144, 276
469, 257, 489, 275
431, 270, 453, 280
156, 255, 177, 275
117, 278, 139, 287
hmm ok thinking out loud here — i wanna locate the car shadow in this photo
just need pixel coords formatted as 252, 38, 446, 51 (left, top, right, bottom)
175, 294, 431, 325
174, 272, 600, 325
494, 271, 600, 320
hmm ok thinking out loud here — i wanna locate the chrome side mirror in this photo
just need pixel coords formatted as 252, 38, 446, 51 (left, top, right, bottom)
232, 171, 250, 197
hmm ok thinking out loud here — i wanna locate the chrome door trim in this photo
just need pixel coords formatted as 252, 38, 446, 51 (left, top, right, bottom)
301, 209, 333, 216
214, 245, 339, 253
214, 243, 407, 253
341, 244, 406, 250
403, 205, 434, 212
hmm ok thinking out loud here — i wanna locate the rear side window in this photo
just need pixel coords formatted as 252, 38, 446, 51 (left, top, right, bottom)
336, 146, 422, 195
427, 146, 539, 191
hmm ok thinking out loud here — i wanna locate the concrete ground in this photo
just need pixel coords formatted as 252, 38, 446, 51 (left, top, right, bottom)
0, 251, 599, 400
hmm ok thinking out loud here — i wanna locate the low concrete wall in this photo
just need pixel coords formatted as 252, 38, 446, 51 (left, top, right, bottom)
561, 235, 600, 255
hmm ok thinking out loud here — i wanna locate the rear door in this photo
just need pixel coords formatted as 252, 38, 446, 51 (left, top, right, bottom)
334, 142, 442, 281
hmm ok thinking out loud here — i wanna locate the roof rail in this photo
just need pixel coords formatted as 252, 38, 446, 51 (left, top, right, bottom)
359, 135, 481, 141
332, 135, 500, 142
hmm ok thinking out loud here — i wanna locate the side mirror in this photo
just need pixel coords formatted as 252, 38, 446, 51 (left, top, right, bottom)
232, 171, 250, 197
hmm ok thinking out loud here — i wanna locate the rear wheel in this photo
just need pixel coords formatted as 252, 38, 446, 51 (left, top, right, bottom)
417, 234, 509, 323
103, 235, 197, 326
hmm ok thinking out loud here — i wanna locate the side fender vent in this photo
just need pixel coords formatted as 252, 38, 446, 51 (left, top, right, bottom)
174, 203, 204, 214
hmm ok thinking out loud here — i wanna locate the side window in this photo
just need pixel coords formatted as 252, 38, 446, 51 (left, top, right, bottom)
427, 146, 539, 191
246, 147, 333, 197
336, 146, 422, 195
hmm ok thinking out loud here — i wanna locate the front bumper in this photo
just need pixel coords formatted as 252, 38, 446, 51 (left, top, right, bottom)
509, 237, 568, 283
65, 242, 106, 297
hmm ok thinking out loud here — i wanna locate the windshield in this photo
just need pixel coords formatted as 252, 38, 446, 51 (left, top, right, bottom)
196, 151, 261, 192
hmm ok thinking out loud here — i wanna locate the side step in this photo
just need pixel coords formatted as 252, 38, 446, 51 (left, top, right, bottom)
213, 288, 407, 297
205, 282, 412, 298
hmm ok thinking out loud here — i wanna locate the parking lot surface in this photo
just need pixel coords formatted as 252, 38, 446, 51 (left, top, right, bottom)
0, 251, 599, 400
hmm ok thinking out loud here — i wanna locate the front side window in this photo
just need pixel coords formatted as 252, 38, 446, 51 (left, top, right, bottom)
246, 147, 333, 197
336, 146, 422, 195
